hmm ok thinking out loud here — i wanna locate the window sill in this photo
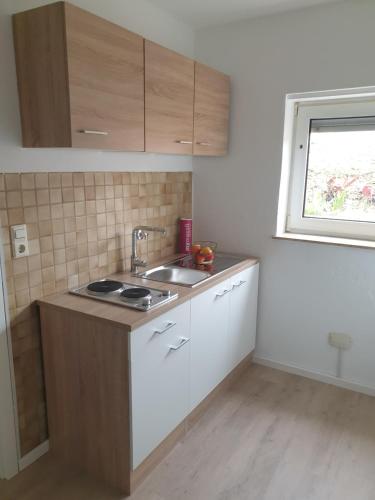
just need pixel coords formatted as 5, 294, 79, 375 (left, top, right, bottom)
273, 232, 375, 250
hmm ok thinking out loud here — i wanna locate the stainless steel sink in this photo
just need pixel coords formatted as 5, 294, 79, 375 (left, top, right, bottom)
137, 253, 247, 287
139, 265, 211, 286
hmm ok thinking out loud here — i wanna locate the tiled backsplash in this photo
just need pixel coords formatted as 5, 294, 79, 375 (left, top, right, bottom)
0, 171, 192, 456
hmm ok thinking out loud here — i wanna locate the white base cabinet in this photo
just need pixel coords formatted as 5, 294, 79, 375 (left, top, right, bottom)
190, 264, 259, 411
190, 279, 231, 410
130, 301, 191, 469
130, 264, 259, 469
228, 264, 259, 369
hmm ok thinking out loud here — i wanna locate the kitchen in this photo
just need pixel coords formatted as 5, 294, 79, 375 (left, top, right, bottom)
1, 0, 375, 499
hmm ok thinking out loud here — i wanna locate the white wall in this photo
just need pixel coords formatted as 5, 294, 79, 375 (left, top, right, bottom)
193, 0, 375, 390
0, 0, 194, 172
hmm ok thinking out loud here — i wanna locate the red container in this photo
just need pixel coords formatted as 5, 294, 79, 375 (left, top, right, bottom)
178, 218, 192, 254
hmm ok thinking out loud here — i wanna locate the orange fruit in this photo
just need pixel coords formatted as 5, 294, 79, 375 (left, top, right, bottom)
200, 246, 213, 256
191, 244, 201, 255
195, 254, 206, 264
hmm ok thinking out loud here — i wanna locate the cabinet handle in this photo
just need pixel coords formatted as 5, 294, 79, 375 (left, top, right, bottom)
169, 337, 190, 351
232, 280, 247, 289
78, 129, 109, 136
215, 289, 230, 298
196, 142, 212, 146
154, 321, 176, 335
175, 140, 193, 144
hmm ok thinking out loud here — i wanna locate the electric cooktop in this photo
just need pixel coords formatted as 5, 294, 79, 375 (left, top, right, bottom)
70, 279, 178, 311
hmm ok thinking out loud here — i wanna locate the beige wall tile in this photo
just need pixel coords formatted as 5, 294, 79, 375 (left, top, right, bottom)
8, 207, 24, 225
84, 173, 94, 186
50, 189, 62, 204
21, 174, 35, 190
94, 172, 104, 186
54, 249, 66, 265
5, 174, 21, 191
35, 173, 48, 189
37, 205, 50, 221
53, 234, 65, 250
38, 220, 52, 237
73, 173, 84, 186
7, 191, 22, 208
62, 188, 74, 203
22, 190, 36, 207
48, 173, 61, 188
36, 190, 50, 206
40, 236, 53, 253
74, 187, 85, 201
61, 173, 73, 187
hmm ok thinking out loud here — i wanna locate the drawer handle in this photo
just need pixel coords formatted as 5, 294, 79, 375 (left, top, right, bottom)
78, 129, 109, 136
196, 142, 212, 146
154, 321, 176, 335
215, 289, 230, 298
232, 280, 247, 289
175, 140, 193, 144
169, 337, 190, 351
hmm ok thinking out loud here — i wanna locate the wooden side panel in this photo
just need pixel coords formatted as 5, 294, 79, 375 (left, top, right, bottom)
39, 306, 131, 494
194, 63, 230, 156
65, 3, 144, 151
145, 41, 194, 154
12, 2, 71, 147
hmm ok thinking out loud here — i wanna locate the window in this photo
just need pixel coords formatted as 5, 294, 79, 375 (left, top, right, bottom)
277, 88, 375, 246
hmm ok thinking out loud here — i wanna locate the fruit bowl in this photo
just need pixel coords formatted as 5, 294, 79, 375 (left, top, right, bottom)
193, 241, 218, 253
192, 241, 218, 265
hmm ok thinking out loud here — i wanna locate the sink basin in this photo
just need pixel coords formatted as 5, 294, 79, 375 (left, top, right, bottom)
139, 265, 211, 287
137, 253, 248, 287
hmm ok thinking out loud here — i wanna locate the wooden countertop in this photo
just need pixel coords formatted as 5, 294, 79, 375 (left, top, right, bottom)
38, 255, 259, 332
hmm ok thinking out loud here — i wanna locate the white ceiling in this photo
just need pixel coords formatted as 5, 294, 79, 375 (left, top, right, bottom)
148, 0, 344, 29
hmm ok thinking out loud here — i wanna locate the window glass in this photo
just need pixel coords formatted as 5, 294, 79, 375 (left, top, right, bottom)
303, 117, 375, 223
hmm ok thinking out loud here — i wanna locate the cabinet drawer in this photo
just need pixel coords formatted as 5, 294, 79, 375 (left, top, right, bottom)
130, 301, 190, 469
130, 301, 190, 359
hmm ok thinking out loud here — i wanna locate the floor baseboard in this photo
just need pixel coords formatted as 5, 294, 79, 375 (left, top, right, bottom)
18, 440, 49, 471
253, 356, 375, 397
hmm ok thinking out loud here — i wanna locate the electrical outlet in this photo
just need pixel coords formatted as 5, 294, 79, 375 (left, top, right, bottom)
11, 224, 29, 258
328, 332, 352, 350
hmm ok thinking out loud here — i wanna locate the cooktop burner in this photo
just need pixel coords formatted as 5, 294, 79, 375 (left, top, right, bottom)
70, 279, 178, 311
120, 288, 151, 300
87, 280, 123, 295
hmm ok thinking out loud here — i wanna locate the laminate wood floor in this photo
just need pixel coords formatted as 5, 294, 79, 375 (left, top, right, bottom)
2, 364, 375, 500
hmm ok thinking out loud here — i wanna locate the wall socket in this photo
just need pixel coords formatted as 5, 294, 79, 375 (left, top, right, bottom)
11, 224, 29, 258
328, 332, 352, 350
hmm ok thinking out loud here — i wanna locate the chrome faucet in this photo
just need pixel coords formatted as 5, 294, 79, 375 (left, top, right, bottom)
131, 226, 166, 273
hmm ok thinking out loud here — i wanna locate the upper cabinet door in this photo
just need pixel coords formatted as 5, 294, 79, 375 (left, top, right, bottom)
194, 63, 230, 157
145, 41, 194, 155
65, 4, 145, 151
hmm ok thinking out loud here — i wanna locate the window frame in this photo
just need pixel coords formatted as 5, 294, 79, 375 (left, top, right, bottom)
276, 87, 375, 244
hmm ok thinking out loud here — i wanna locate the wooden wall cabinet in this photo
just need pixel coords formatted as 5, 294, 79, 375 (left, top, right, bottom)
145, 41, 195, 155
13, 2, 230, 155
194, 63, 230, 156
13, 2, 145, 151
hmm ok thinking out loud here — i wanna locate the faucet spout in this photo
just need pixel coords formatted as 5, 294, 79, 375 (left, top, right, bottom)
131, 226, 166, 273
